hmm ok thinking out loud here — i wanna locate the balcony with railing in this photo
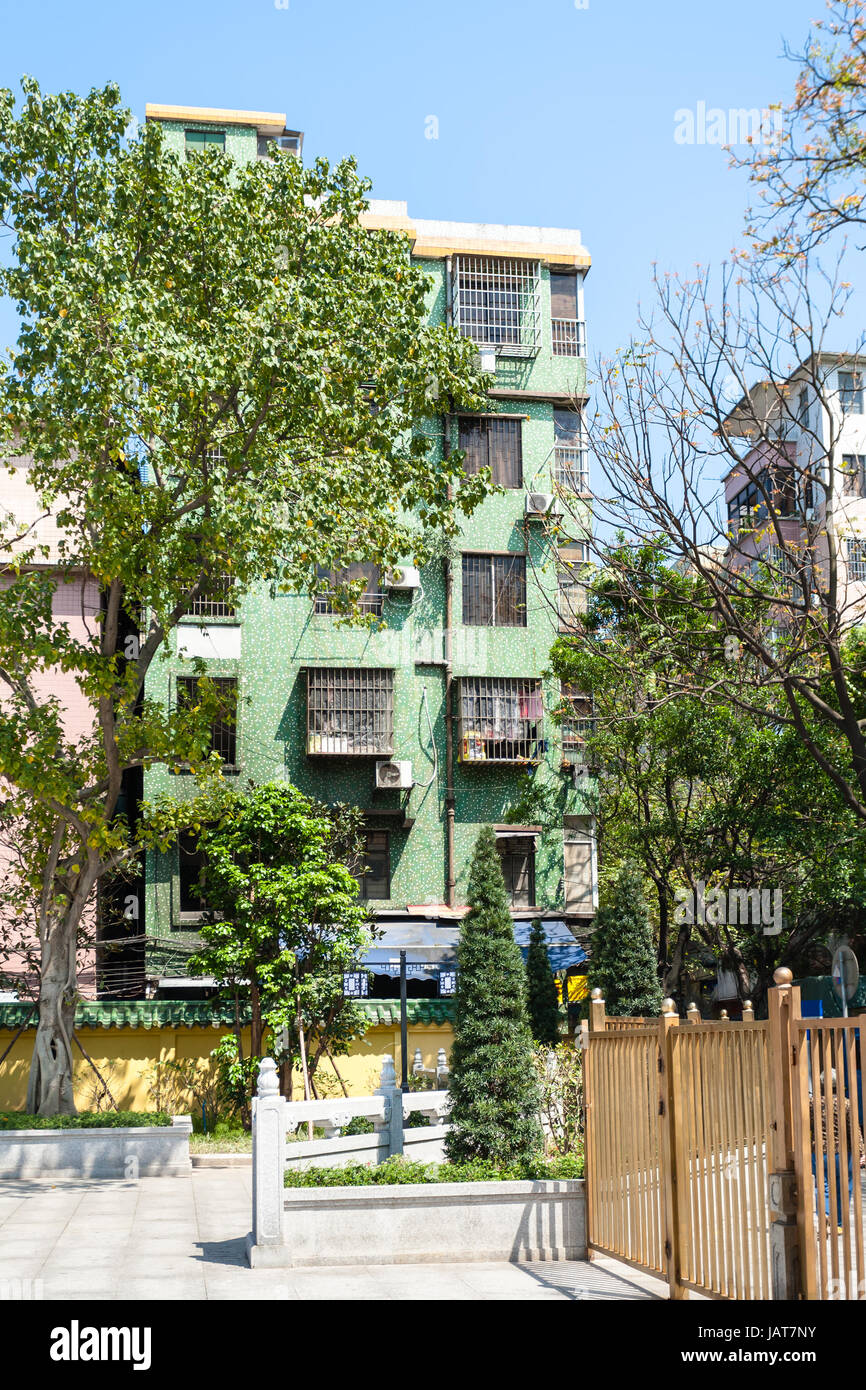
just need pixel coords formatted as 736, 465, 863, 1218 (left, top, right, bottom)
551, 318, 586, 358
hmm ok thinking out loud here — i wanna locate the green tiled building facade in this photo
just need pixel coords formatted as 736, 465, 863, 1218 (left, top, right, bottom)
139, 105, 596, 992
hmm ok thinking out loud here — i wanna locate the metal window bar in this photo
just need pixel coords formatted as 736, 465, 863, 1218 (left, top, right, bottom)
847, 540, 866, 583
458, 676, 543, 763
554, 445, 590, 493
557, 573, 585, 631
186, 575, 237, 620
458, 416, 523, 487
462, 553, 527, 627
451, 256, 542, 357
307, 668, 394, 755
560, 690, 595, 765
314, 563, 384, 617
177, 676, 238, 766
498, 838, 536, 908
551, 318, 586, 357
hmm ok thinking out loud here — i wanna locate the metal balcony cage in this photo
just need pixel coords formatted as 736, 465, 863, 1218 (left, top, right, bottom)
307, 667, 394, 755
551, 318, 586, 358
560, 689, 595, 766
185, 575, 237, 621
458, 676, 544, 763
451, 256, 542, 358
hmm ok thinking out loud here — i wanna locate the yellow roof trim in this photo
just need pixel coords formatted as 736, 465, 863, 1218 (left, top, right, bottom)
145, 104, 287, 134
413, 239, 590, 267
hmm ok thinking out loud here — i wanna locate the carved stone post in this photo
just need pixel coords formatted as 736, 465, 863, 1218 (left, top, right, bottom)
376, 1055, 404, 1158
247, 1057, 287, 1266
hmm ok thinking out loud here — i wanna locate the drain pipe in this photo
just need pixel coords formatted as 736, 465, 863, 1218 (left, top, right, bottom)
443, 255, 457, 910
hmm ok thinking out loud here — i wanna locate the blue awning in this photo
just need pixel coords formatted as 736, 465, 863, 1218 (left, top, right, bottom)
361, 919, 586, 976
513, 921, 588, 972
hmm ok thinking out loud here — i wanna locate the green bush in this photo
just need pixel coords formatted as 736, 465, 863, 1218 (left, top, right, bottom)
284, 1152, 583, 1187
341, 1116, 375, 1136
0, 1111, 171, 1130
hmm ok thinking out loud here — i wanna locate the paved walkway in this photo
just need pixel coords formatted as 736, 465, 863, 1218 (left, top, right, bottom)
0, 1171, 666, 1301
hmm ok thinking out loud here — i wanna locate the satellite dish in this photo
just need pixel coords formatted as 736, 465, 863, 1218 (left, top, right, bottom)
831, 945, 859, 1014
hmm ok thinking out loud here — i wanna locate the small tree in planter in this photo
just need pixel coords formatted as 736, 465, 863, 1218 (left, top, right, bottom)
588, 860, 663, 1017
445, 827, 542, 1164
525, 918, 561, 1046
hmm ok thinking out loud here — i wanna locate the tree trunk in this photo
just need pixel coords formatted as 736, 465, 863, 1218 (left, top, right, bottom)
26, 928, 78, 1116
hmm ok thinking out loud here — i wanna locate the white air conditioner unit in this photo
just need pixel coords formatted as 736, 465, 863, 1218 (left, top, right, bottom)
525, 492, 555, 517
375, 759, 414, 790
385, 565, 421, 590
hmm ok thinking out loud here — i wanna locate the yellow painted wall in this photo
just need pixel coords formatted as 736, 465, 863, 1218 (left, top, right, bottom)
0, 1023, 455, 1113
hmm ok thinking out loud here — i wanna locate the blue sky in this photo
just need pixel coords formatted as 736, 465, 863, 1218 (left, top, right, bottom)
0, 0, 841, 363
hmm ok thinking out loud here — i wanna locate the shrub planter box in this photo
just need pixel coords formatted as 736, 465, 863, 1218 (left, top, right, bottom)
0, 1116, 192, 1179
247, 1178, 585, 1268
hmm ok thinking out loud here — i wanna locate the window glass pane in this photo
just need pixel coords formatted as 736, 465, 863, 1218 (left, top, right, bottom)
487, 418, 522, 488
554, 408, 582, 443
185, 129, 226, 152
550, 273, 578, 320
357, 832, 390, 900
458, 418, 487, 475
462, 554, 525, 626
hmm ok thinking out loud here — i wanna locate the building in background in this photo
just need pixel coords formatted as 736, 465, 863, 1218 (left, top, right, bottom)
140, 105, 596, 1008
722, 352, 866, 624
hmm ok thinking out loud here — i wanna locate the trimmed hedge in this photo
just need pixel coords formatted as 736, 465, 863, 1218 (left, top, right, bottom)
0, 1111, 171, 1131
284, 1152, 584, 1187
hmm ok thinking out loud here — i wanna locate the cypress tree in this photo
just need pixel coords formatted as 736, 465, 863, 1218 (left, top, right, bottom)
526, 918, 561, 1046
445, 826, 543, 1163
588, 859, 663, 1017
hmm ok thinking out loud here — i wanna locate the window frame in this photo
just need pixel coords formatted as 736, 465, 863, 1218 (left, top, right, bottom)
461, 552, 527, 627
457, 415, 523, 488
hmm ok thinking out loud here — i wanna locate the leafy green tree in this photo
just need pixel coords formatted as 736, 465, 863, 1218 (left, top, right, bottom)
445, 827, 542, 1164
588, 861, 663, 1018
0, 79, 488, 1113
184, 783, 372, 1108
552, 545, 866, 1010
525, 919, 560, 1046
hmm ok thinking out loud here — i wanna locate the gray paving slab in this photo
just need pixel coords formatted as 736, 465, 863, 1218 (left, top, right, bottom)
0, 1172, 667, 1301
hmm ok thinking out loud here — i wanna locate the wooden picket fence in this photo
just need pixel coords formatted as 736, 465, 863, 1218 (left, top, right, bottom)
582, 971, 865, 1300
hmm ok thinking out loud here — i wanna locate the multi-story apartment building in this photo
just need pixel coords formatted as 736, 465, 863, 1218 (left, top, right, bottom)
723, 353, 866, 622
133, 104, 597, 1004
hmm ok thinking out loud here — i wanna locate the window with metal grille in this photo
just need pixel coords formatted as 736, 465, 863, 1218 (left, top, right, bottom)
557, 545, 588, 631
553, 409, 589, 493
841, 455, 866, 498
497, 836, 536, 908
560, 685, 595, 765
185, 129, 225, 156
314, 562, 383, 617
839, 370, 864, 415
451, 256, 541, 356
458, 677, 543, 762
462, 554, 527, 627
847, 539, 866, 582
185, 574, 237, 620
177, 830, 206, 918
352, 831, 391, 900
307, 668, 394, 755
177, 676, 238, 767
550, 272, 586, 357
458, 417, 523, 488
257, 131, 303, 159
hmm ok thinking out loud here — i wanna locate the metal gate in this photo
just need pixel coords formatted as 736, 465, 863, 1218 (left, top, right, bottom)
583, 996, 774, 1298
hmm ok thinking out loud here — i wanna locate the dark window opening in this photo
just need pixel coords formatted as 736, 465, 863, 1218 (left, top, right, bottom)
177, 676, 238, 767
458, 416, 523, 488
352, 831, 391, 901
462, 553, 526, 627
178, 830, 206, 917
497, 837, 536, 908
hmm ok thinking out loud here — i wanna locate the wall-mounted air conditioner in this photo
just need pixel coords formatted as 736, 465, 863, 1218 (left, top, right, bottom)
375, 760, 414, 790
384, 565, 421, 590
525, 492, 555, 517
